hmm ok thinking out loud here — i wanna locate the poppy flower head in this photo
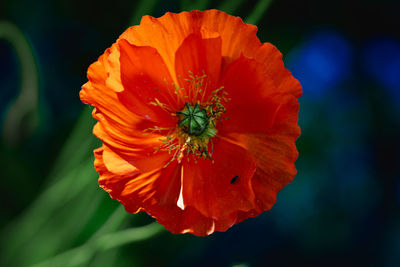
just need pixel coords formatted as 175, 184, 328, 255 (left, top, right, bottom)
80, 10, 302, 236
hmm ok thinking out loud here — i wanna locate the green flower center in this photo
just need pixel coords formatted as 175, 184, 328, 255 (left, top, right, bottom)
177, 103, 209, 136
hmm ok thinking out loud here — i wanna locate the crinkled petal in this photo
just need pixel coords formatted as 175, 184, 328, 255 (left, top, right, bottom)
224, 94, 300, 221
253, 43, 302, 97
80, 52, 142, 130
95, 146, 237, 236
199, 10, 259, 65
119, 10, 254, 78
96, 145, 180, 212
80, 51, 163, 160
174, 29, 222, 100
218, 54, 283, 134
118, 39, 179, 124
181, 138, 256, 220
120, 10, 300, 97
120, 13, 193, 80
103, 146, 139, 175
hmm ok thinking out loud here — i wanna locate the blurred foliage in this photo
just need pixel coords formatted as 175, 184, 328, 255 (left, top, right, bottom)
0, 21, 39, 147
1, 0, 400, 266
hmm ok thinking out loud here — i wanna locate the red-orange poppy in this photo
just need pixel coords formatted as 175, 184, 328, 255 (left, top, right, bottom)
80, 10, 301, 236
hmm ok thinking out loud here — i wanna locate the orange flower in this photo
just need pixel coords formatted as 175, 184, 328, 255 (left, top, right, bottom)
80, 10, 301, 236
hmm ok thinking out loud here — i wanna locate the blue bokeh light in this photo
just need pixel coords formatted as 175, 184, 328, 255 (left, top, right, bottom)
363, 37, 400, 102
286, 30, 353, 99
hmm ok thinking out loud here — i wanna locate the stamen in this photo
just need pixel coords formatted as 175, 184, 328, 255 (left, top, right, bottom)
144, 71, 230, 166
149, 98, 174, 115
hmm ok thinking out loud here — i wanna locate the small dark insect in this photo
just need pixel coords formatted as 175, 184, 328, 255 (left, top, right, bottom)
230, 175, 239, 184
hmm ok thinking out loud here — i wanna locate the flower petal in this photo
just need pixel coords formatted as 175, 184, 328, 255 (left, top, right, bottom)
254, 43, 302, 97
80, 51, 141, 129
119, 10, 256, 77
103, 43, 125, 93
200, 10, 302, 97
199, 10, 260, 65
119, 10, 301, 98
96, 146, 239, 236
80, 50, 163, 155
201, 10, 301, 97
118, 39, 179, 124
103, 146, 138, 175
160, 206, 238, 236
181, 138, 256, 220
120, 13, 193, 80
97, 146, 181, 211
174, 29, 222, 99
224, 94, 300, 220
218, 54, 283, 134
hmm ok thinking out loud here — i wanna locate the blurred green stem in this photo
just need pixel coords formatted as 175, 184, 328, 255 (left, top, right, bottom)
217, 0, 245, 14
1, 158, 101, 266
245, 0, 274, 25
30, 206, 126, 267
97, 221, 164, 251
0, 21, 39, 146
88, 206, 128, 241
46, 106, 97, 182
129, 0, 160, 26
32, 222, 164, 267
180, 0, 210, 11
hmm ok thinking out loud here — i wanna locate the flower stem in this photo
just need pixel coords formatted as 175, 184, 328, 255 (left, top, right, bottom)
0, 21, 39, 147
97, 222, 164, 251
46, 106, 97, 182
218, 0, 245, 14
245, 0, 274, 25
32, 222, 164, 267
180, 0, 211, 11
129, 0, 160, 26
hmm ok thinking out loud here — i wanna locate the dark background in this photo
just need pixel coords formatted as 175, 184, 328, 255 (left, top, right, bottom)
1, 0, 400, 266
